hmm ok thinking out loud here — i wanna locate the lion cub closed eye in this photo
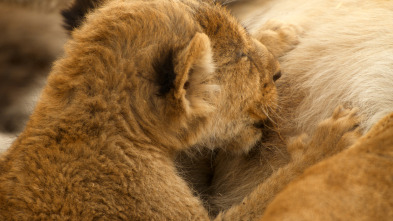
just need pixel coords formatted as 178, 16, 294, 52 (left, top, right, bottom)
0, 0, 280, 219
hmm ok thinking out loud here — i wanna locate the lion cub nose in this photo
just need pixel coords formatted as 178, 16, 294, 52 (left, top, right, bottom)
273, 71, 281, 81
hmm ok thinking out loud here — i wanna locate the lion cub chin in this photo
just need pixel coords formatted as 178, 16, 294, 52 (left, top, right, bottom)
0, 0, 280, 219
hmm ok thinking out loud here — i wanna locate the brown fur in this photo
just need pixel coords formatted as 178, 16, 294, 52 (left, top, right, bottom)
175, 17, 303, 216
216, 106, 361, 220
179, 13, 306, 215
261, 111, 393, 221
193, 0, 393, 217
0, 0, 281, 219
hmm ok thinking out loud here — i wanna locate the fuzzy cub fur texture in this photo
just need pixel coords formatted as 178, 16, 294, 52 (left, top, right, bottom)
0, 0, 281, 219
203, 0, 393, 215
217, 106, 361, 220
231, 0, 393, 134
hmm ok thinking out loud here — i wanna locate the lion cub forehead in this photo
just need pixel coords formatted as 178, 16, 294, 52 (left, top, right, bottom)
64, 0, 250, 51
194, 5, 249, 43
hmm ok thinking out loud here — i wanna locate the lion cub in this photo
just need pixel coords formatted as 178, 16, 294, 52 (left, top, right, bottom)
0, 0, 281, 219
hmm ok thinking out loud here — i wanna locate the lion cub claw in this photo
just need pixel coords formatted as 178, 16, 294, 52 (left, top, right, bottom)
289, 106, 362, 163
255, 20, 303, 57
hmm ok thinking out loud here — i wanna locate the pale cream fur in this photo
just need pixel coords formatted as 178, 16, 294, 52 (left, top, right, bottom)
229, 0, 393, 133
198, 0, 393, 217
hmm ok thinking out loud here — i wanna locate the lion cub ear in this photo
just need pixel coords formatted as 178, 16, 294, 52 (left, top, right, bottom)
173, 32, 218, 116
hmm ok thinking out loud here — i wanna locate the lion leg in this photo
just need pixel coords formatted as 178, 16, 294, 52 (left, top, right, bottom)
261, 111, 393, 221
254, 20, 303, 58
216, 106, 361, 221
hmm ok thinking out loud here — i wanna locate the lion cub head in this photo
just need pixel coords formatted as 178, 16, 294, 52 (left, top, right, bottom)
60, 0, 280, 153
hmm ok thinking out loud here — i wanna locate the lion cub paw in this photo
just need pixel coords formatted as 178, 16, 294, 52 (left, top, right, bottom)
255, 20, 303, 57
288, 106, 361, 163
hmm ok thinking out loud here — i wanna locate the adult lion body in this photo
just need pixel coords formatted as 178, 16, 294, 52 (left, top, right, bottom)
261, 112, 393, 221
205, 0, 393, 218
0, 0, 285, 219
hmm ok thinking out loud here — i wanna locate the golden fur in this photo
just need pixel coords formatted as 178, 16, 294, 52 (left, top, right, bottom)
0, 0, 283, 219
216, 106, 361, 220
199, 0, 393, 216
227, 0, 393, 133
261, 111, 393, 221
176, 17, 305, 215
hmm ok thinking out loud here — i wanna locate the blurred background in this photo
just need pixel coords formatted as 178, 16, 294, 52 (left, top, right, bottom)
0, 0, 73, 151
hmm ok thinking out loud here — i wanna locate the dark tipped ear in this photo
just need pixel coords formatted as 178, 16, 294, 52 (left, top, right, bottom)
62, 0, 104, 32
